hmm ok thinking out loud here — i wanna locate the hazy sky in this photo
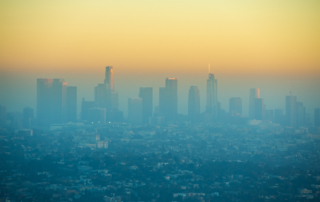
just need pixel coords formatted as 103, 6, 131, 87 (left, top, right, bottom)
0, 0, 319, 117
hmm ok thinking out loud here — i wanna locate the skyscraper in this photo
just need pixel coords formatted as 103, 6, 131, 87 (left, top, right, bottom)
159, 78, 178, 121
128, 98, 143, 124
188, 86, 200, 122
229, 97, 242, 116
286, 95, 297, 128
315, 108, 320, 127
66, 86, 77, 122
37, 79, 66, 125
206, 73, 218, 120
254, 98, 263, 120
81, 98, 96, 121
249, 88, 260, 119
104, 66, 114, 91
37, 79, 76, 125
139, 87, 153, 124
94, 66, 120, 121
296, 102, 305, 128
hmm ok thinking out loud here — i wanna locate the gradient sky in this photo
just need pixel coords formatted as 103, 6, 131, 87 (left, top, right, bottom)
0, 0, 319, 117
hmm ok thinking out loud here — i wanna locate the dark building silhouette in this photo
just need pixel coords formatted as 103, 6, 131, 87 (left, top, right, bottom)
37, 79, 77, 125
94, 66, 120, 121
206, 73, 218, 121
159, 78, 178, 122
23, 107, 34, 128
254, 98, 263, 120
296, 102, 305, 128
87, 108, 106, 124
128, 98, 143, 124
0, 105, 6, 127
139, 87, 153, 124
37, 79, 65, 125
81, 98, 96, 121
315, 108, 320, 127
286, 95, 297, 128
249, 88, 260, 119
188, 86, 200, 122
229, 97, 242, 116
66, 86, 77, 122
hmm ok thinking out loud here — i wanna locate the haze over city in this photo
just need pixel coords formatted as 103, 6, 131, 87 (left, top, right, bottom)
1, 1, 320, 202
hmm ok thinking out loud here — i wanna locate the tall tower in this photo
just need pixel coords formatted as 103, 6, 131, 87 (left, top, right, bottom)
104, 66, 114, 91
139, 87, 153, 124
249, 88, 260, 119
94, 66, 120, 122
37, 79, 74, 125
206, 72, 218, 120
159, 78, 178, 121
188, 86, 200, 122
286, 95, 297, 128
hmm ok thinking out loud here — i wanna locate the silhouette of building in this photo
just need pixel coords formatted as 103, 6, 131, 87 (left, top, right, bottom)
249, 88, 260, 119
188, 86, 200, 122
206, 73, 218, 121
37, 79, 65, 125
315, 108, 320, 127
94, 66, 120, 121
23, 107, 34, 128
139, 87, 153, 124
128, 98, 143, 124
87, 108, 106, 124
37, 79, 77, 125
254, 98, 264, 120
286, 95, 297, 128
81, 98, 96, 121
0, 105, 6, 127
296, 102, 305, 128
159, 78, 178, 122
229, 97, 242, 116
66, 86, 77, 122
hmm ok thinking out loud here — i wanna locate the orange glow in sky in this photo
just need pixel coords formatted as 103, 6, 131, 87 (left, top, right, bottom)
0, 0, 319, 76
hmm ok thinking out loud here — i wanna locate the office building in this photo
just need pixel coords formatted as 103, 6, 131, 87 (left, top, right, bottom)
159, 78, 178, 121
249, 88, 260, 119
94, 66, 120, 121
81, 98, 96, 121
87, 108, 106, 124
128, 98, 143, 124
66, 86, 77, 122
188, 86, 200, 122
206, 73, 218, 120
139, 87, 153, 124
37, 79, 67, 125
254, 98, 263, 120
229, 97, 242, 116
296, 102, 305, 128
286, 95, 297, 128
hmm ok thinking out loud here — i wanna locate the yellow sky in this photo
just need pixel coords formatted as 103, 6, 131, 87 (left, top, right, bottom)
0, 0, 319, 76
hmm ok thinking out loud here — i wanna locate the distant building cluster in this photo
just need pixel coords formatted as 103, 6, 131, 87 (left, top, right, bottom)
0, 66, 319, 132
